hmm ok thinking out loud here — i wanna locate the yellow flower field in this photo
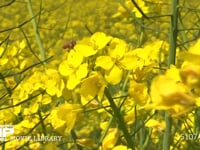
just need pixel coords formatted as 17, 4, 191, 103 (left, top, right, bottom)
1, 0, 200, 150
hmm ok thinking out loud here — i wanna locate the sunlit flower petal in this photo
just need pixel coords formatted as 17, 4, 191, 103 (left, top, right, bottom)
128, 80, 149, 106
67, 50, 83, 67
120, 51, 138, 70
56, 103, 82, 133
113, 145, 129, 150
67, 74, 80, 90
108, 38, 126, 59
145, 119, 166, 132
102, 128, 119, 150
80, 72, 106, 105
74, 44, 96, 57
90, 32, 112, 50
76, 63, 88, 79
96, 56, 114, 70
50, 103, 82, 135
105, 65, 123, 84
149, 75, 196, 112
59, 60, 73, 76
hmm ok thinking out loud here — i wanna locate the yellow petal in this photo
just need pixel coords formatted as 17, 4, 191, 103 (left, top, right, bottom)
105, 65, 123, 85
74, 44, 96, 57
195, 97, 200, 107
166, 65, 181, 82
90, 32, 112, 50
128, 80, 149, 106
76, 138, 95, 147
150, 75, 195, 108
80, 74, 100, 104
120, 51, 138, 70
9, 46, 18, 56
19, 40, 26, 49
42, 95, 52, 105
95, 56, 114, 70
108, 38, 126, 59
145, 119, 166, 131
67, 74, 80, 89
46, 87, 57, 96
49, 110, 66, 135
80, 72, 106, 105
113, 145, 129, 150
0, 46, 5, 56
124, 108, 135, 125
59, 60, 73, 76
179, 52, 200, 65
0, 58, 8, 65
68, 50, 83, 67
188, 39, 200, 55
180, 63, 200, 88
56, 104, 82, 133
56, 79, 65, 97
20, 120, 35, 129
102, 128, 119, 150
76, 63, 88, 79
30, 102, 39, 113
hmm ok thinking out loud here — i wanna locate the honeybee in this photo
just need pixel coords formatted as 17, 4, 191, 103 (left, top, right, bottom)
62, 40, 76, 50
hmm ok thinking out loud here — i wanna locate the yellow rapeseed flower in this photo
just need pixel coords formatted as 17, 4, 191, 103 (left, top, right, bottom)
128, 80, 149, 106
80, 72, 106, 105
124, 108, 135, 125
145, 119, 166, 143
49, 103, 82, 135
115, 0, 149, 18
102, 128, 119, 150
148, 74, 196, 116
145, 119, 166, 132
180, 63, 200, 89
75, 138, 95, 147
44, 69, 65, 97
96, 38, 138, 84
134, 0, 149, 18
113, 145, 131, 150
0, 108, 16, 124
90, 32, 112, 50
179, 39, 200, 65
59, 50, 88, 89
74, 32, 112, 57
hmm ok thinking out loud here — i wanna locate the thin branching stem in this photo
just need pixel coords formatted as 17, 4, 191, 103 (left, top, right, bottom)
26, 0, 46, 61
164, 1, 179, 150
104, 88, 135, 149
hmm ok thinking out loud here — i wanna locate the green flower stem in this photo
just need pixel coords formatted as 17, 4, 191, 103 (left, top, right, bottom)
163, 113, 172, 150
97, 117, 113, 148
104, 88, 134, 149
194, 108, 200, 133
26, 0, 46, 61
168, 0, 178, 66
37, 109, 47, 136
164, 1, 179, 150
178, 14, 189, 49
139, 120, 145, 149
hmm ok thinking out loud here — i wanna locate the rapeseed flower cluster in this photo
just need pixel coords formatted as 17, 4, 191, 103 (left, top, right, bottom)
1, 31, 200, 149
1, 0, 200, 149
114, 0, 149, 18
